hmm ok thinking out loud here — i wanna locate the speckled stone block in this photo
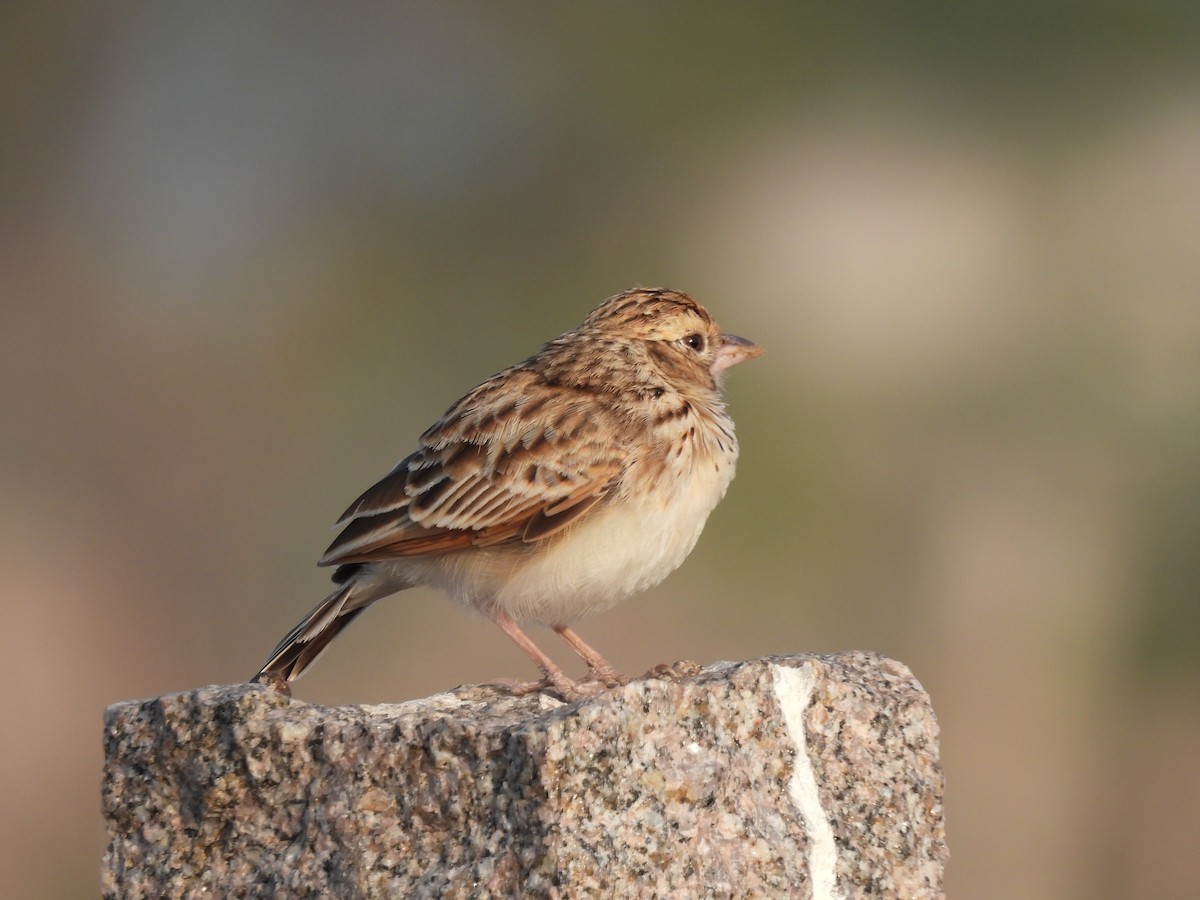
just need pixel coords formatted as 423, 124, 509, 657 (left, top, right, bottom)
102, 652, 947, 898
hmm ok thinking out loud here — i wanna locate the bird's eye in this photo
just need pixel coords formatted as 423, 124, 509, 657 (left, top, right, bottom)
683, 333, 705, 352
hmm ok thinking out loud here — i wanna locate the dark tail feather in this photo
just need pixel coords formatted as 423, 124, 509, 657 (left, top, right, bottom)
252, 581, 368, 685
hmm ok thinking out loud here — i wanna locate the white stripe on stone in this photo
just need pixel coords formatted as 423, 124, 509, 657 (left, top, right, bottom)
773, 663, 843, 900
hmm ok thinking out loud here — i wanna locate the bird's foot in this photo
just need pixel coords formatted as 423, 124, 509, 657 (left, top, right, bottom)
488, 670, 594, 703
641, 659, 703, 683
583, 661, 629, 689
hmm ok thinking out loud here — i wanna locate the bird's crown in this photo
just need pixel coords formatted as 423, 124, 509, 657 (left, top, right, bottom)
579, 288, 716, 342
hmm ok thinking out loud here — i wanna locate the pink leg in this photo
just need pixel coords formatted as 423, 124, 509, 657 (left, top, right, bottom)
553, 625, 629, 687
488, 609, 581, 700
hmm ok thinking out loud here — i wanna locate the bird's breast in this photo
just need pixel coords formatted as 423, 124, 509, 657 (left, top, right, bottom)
385, 408, 741, 627
488, 429, 738, 626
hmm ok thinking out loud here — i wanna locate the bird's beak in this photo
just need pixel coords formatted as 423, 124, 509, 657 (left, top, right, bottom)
713, 333, 764, 374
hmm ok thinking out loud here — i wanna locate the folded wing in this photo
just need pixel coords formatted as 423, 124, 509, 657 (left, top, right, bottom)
320, 374, 627, 566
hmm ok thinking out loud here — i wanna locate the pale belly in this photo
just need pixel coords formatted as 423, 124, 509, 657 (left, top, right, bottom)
387, 455, 737, 626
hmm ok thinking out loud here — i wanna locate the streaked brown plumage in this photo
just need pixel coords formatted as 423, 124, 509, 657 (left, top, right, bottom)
252, 287, 762, 700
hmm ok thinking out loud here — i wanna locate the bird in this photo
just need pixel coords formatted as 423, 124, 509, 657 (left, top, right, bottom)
252, 287, 763, 700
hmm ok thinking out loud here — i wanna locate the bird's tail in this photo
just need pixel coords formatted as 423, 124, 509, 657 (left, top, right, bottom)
251, 579, 369, 686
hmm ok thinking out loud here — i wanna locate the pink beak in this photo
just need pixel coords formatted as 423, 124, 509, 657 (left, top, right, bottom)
713, 333, 764, 374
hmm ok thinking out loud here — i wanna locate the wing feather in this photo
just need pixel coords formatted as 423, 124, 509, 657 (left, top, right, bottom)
320, 373, 627, 567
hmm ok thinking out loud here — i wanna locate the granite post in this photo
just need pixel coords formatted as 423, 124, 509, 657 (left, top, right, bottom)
102, 652, 947, 898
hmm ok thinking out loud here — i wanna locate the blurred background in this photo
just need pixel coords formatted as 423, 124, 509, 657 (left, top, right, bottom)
3, 3, 1198, 897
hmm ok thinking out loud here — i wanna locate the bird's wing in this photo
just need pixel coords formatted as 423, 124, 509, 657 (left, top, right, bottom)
319, 373, 627, 566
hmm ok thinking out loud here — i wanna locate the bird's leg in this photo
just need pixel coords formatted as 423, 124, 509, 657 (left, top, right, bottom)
553, 625, 629, 688
487, 609, 583, 701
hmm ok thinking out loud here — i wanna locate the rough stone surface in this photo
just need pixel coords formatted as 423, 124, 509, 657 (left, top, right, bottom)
102, 652, 947, 898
